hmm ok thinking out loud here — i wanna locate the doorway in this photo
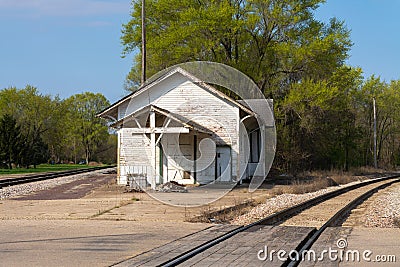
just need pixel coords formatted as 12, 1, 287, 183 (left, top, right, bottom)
216, 146, 231, 182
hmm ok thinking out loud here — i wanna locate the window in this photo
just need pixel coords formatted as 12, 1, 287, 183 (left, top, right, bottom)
250, 129, 260, 163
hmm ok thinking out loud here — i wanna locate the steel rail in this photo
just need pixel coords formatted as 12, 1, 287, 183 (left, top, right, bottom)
0, 165, 116, 188
158, 174, 400, 267
285, 177, 400, 267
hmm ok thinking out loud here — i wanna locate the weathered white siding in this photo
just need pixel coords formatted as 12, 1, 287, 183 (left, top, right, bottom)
116, 72, 242, 185
120, 73, 190, 119
162, 134, 195, 184
161, 133, 217, 184
118, 128, 154, 185
154, 80, 240, 181
196, 135, 217, 183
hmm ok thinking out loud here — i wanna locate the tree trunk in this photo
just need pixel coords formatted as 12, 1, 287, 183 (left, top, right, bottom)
85, 146, 90, 165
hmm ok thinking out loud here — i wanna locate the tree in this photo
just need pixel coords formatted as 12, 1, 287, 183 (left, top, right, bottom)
355, 77, 400, 168
64, 92, 110, 164
0, 86, 57, 167
0, 114, 23, 169
41, 96, 69, 164
0, 86, 115, 167
121, 0, 352, 97
92, 134, 118, 164
121, 0, 355, 173
275, 66, 363, 172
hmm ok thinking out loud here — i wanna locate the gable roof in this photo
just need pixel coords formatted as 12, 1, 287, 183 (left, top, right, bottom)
97, 67, 255, 120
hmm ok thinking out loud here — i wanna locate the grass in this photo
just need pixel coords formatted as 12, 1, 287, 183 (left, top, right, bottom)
270, 178, 331, 195
268, 170, 366, 196
0, 163, 100, 176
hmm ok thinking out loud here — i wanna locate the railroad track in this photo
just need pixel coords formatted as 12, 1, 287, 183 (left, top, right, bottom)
0, 165, 116, 189
113, 174, 400, 267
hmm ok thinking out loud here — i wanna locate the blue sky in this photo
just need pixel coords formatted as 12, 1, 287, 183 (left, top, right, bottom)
0, 0, 399, 103
315, 0, 400, 83
0, 0, 132, 103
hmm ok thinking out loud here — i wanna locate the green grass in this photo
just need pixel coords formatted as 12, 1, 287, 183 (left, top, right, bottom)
0, 164, 99, 175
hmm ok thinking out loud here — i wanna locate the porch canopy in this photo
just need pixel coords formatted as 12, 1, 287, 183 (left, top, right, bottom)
113, 104, 213, 189
111, 104, 213, 135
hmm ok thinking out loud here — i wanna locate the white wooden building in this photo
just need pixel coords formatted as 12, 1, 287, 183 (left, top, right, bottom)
98, 67, 272, 189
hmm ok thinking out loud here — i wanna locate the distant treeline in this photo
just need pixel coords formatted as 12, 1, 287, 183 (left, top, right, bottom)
275, 73, 400, 172
122, 0, 400, 172
0, 86, 115, 169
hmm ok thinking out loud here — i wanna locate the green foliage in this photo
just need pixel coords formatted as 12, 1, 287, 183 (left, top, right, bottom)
0, 86, 56, 167
122, 0, 351, 95
92, 134, 118, 164
277, 67, 364, 171
354, 77, 400, 167
120, 0, 400, 173
0, 86, 115, 168
64, 92, 111, 164
0, 114, 23, 169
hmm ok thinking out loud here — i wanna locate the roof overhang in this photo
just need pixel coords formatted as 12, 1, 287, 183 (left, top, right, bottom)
97, 67, 257, 120
111, 104, 214, 135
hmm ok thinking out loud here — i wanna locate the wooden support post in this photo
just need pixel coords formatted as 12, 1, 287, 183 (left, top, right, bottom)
193, 135, 197, 184
117, 130, 121, 184
150, 111, 156, 189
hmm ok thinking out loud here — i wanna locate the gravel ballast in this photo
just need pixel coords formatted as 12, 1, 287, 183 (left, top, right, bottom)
0, 169, 111, 200
232, 178, 400, 228
231, 179, 376, 225
363, 182, 400, 228
231, 187, 338, 225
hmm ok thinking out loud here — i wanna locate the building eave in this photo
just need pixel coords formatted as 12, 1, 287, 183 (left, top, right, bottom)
97, 67, 257, 120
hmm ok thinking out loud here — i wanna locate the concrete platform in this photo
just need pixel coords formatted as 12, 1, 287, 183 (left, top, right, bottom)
340, 228, 400, 267
299, 227, 400, 267
0, 219, 208, 267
